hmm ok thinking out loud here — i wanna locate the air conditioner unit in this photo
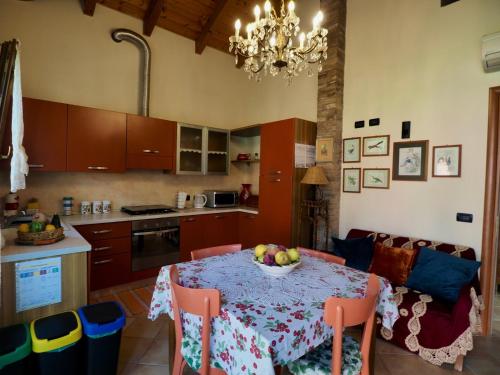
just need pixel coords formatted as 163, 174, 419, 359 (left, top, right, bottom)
482, 32, 500, 73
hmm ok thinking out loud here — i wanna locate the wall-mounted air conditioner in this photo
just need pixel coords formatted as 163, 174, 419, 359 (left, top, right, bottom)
482, 32, 500, 73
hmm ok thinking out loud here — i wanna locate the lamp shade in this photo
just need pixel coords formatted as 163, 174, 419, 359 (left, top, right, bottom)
301, 166, 329, 185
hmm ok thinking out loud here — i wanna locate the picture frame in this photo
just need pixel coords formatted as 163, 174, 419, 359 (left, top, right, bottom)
432, 145, 462, 177
363, 168, 390, 189
343, 137, 361, 163
316, 137, 334, 162
362, 135, 390, 156
343, 168, 361, 193
392, 140, 429, 181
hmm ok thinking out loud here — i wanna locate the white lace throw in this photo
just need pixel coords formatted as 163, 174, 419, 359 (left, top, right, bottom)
10, 41, 29, 192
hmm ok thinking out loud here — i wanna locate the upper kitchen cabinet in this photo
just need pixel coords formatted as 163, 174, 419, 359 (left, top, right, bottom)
207, 128, 229, 175
22, 98, 68, 172
176, 123, 229, 175
260, 119, 295, 177
67, 105, 126, 173
126, 114, 176, 170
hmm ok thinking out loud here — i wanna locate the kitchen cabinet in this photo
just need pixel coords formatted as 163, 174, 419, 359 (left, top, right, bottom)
238, 212, 260, 249
67, 105, 126, 173
204, 212, 238, 247
0, 97, 68, 171
176, 123, 229, 175
179, 215, 208, 261
75, 222, 131, 291
126, 114, 176, 170
258, 118, 317, 248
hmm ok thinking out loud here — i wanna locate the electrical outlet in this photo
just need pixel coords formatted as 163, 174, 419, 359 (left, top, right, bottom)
355, 120, 365, 129
369, 118, 380, 126
456, 213, 473, 223
402, 121, 411, 139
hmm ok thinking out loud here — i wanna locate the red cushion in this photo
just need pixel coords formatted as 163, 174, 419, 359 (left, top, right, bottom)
369, 243, 416, 285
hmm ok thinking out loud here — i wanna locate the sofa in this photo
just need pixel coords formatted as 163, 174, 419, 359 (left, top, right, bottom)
346, 229, 483, 371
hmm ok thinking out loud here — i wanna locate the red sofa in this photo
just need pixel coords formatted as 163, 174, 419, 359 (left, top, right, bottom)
346, 229, 482, 370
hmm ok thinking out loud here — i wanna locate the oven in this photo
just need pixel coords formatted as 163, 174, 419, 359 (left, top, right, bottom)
131, 217, 180, 272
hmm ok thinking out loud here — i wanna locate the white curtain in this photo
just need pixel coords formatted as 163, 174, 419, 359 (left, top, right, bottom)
10, 41, 28, 192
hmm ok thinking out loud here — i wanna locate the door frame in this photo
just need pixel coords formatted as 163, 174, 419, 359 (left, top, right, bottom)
481, 86, 500, 335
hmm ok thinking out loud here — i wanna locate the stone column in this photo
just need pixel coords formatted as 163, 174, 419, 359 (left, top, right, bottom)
317, 0, 346, 249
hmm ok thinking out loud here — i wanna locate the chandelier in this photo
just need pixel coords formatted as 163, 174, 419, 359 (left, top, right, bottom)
229, 0, 328, 82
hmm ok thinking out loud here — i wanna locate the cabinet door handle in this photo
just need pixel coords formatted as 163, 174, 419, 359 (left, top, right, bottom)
143, 149, 160, 154
29, 164, 45, 168
215, 215, 225, 219
94, 259, 113, 265
88, 166, 109, 170
271, 170, 282, 175
184, 218, 196, 222
92, 229, 112, 235
94, 246, 112, 252
246, 215, 256, 219
0, 145, 12, 160
271, 178, 281, 182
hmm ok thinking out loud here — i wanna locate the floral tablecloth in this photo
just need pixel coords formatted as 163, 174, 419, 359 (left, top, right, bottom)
149, 250, 399, 375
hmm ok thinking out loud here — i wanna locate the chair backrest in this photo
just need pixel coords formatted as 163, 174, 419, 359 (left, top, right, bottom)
169, 265, 221, 375
298, 247, 346, 266
191, 244, 242, 260
323, 274, 380, 375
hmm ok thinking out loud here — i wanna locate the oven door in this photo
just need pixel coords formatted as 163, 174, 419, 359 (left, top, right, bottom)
131, 227, 180, 272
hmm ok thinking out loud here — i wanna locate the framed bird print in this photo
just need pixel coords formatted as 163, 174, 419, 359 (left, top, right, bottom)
363, 135, 390, 156
343, 137, 361, 163
316, 137, 334, 162
343, 168, 361, 193
432, 145, 462, 177
392, 140, 429, 181
363, 168, 390, 189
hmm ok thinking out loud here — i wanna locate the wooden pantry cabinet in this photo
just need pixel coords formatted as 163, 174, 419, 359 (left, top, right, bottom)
126, 114, 176, 170
67, 105, 127, 173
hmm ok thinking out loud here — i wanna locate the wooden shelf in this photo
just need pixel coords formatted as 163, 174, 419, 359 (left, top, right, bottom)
231, 159, 260, 164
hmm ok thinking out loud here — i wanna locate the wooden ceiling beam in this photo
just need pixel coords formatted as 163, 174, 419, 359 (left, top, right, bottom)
143, 0, 164, 37
195, 0, 229, 54
82, 0, 97, 16
441, 0, 460, 6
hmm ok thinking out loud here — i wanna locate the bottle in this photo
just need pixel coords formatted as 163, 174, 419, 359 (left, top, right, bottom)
62, 197, 73, 216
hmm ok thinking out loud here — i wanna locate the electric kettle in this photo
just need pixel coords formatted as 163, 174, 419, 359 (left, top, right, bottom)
194, 193, 208, 209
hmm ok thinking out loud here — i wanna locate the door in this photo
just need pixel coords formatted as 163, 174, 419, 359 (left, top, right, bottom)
238, 212, 260, 248
206, 128, 229, 175
204, 212, 238, 247
126, 114, 176, 170
67, 105, 126, 172
260, 119, 295, 177
177, 123, 205, 175
180, 215, 208, 261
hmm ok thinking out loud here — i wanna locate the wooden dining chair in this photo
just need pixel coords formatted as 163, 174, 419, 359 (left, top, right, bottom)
288, 274, 380, 375
191, 244, 242, 260
169, 265, 226, 375
298, 247, 346, 266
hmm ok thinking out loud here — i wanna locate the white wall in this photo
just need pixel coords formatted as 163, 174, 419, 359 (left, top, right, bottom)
340, 0, 500, 254
0, 0, 318, 129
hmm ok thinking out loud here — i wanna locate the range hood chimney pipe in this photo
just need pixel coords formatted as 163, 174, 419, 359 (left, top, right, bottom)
111, 29, 151, 117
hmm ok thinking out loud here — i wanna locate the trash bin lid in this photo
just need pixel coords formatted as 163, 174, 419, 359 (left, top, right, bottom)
78, 302, 125, 336
0, 324, 31, 370
30, 311, 82, 353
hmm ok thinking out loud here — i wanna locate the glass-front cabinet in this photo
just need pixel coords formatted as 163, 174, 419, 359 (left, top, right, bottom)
176, 123, 229, 175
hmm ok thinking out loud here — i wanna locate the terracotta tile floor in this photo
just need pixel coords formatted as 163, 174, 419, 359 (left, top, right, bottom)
90, 281, 500, 375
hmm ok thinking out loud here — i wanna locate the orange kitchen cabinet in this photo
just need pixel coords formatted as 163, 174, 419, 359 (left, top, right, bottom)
126, 114, 176, 170
67, 105, 126, 173
179, 215, 208, 262
259, 119, 295, 177
204, 212, 238, 248
238, 212, 260, 249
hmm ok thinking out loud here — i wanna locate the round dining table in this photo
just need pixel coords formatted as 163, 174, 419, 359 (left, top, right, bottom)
149, 249, 399, 375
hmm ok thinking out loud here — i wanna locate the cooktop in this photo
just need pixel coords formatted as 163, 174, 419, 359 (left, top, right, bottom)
121, 205, 177, 215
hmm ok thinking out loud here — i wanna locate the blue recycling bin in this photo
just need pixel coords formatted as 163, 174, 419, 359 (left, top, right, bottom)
77, 301, 126, 375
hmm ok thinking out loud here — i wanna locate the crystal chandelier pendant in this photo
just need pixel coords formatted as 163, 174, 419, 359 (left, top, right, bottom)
229, 0, 328, 82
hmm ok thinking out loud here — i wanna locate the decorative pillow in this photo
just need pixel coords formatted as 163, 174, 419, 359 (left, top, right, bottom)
331, 236, 374, 272
406, 247, 481, 303
369, 243, 416, 285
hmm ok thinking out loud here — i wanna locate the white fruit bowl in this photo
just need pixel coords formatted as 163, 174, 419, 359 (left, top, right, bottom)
253, 259, 301, 277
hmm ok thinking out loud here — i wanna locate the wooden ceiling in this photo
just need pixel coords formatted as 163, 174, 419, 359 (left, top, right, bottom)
81, 0, 268, 55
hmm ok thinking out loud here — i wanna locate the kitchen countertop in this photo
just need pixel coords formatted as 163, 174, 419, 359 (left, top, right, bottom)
1, 222, 91, 263
63, 206, 259, 226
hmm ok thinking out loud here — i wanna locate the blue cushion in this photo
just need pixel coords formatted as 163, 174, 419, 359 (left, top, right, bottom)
330, 237, 374, 272
406, 247, 480, 303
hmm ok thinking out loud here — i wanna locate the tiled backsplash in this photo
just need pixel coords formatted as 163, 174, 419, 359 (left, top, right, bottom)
0, 165, 259, 215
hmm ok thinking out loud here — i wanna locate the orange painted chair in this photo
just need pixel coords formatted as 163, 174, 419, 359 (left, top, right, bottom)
298, 247, 346, 266
288, 274, 380, 375
191, 244, 242, 261
169, 265, 226, 375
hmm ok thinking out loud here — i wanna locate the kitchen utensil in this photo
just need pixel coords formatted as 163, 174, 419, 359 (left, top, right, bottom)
80, 201, 91, 215
92, 200, 103, 214
193, 194, 207, 209
103, 200, 112, 213
177, 192, 187, 209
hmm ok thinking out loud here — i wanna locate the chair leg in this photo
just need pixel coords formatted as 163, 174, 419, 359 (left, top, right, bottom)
454, 355, 464, 372
172, 351, 184, 375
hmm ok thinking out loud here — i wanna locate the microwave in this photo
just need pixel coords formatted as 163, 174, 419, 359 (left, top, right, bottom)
204, 191, 239, 208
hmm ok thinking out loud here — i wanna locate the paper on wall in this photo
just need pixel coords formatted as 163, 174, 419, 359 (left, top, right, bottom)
295, 143, 316, 168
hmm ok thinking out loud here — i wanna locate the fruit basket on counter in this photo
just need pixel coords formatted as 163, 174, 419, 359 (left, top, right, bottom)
253, 244, 301, 277
16, 213, 65, 246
